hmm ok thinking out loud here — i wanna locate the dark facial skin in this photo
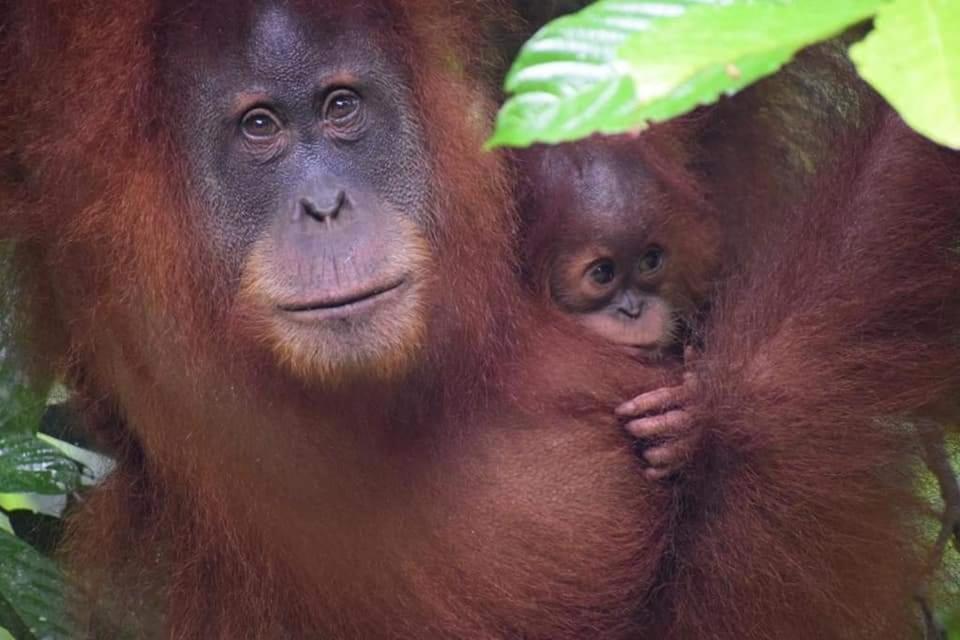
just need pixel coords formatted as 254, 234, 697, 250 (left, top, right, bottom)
160, 3, 434, 379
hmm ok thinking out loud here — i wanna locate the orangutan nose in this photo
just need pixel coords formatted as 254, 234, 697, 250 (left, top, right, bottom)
617, 291, 645, 319
300, 190, 346, 223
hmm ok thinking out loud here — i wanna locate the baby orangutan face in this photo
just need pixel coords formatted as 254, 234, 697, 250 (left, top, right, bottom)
549, 236, 681, 356
519, 135, 719, 361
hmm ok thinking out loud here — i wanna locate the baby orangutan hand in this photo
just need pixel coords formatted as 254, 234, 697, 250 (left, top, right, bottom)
616, 350, 700, 481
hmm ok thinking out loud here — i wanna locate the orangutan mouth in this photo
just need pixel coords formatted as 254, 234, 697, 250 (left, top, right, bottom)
277, 278, 407, 316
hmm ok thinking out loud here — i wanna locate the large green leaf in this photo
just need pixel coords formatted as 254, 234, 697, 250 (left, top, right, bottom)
490, 0, 885, 148
850, 0, 960, 149
0, 529, 71, 640
0, 434, 81, 496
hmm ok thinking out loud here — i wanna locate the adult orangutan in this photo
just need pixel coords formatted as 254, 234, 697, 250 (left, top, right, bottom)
2, 2, 959, 639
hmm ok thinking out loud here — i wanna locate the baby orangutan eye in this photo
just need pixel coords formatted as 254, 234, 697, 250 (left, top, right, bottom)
638, 247, 665, 274
589, 260, 617, 285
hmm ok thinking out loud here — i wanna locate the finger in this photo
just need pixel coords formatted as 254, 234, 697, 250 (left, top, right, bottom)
616, 386, 684, 417
643, 466, 673, 481
644, 437, 696, 467
625, 410, 691, 439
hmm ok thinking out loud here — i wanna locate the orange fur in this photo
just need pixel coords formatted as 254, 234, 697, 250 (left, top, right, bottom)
2, 4, 959, 640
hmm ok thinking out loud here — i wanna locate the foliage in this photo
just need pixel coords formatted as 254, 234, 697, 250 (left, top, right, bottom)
0, 531, 71, 640
0, 257, 84, 639
490, 0, 960, 149
850, 0, 960, 149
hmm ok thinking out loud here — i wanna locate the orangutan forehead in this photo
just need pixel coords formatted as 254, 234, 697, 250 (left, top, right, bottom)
153, 0, 409, 111
155, 0, 394, 67
533, 145, 658, 217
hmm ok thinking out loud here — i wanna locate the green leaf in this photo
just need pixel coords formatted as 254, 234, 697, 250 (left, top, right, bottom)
0, 244, 46, 436
0, 434, 81, 496
490, 0, 887, 148
850, 0, 960, 149
0, 529, 71, 640
0, 326, 45, 437
0, 368, 45, 436
0, 598, 35, 640
38, 434, 113, 487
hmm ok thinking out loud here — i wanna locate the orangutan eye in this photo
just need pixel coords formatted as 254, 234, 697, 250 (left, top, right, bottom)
323, 89, 362, 123
240, 108, 282, 140
638, 247, 665, 274
589, 260, 617, 285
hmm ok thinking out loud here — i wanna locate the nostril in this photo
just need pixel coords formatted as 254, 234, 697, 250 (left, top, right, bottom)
618, 304, 644, 320
300, 190, 345, 223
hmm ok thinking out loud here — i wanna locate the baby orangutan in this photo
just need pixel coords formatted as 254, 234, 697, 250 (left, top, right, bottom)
518, 132, 720, 479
